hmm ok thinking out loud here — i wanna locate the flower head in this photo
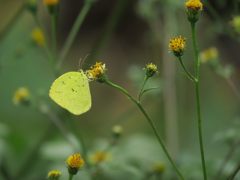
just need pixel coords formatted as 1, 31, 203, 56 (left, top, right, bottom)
13, 87, 30, 105
86, 62, 106, 82
185, 0, 203, 22
66, 153, 84, 175
31, 28, 45, 47
185, 0, 203, 11
145, 63, 158, 77
47, 170, 61, 180
90, 151, 110, 165
169, 36, 186, 57
43, 0, 59, 6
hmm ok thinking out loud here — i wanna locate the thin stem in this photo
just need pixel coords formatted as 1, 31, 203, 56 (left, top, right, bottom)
191, 22, 207, 180
178, 56, 197, 82
104, 80, 185, 180
51, 14, 57, 62
38, 102, 80, 150
215, 141, 240, 179
226, 78, 240, 101
138, 76, 149, 101
14, 123, 54, 179
86, 0, 129, 64
69, 174, 74, 180
234, 0, 239, 15
0, 159, 13, 180
227, 163, 240, 180
57, 1, 93, 70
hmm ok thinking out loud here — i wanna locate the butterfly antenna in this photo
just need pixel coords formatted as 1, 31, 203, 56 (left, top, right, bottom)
78, 54, 90, 70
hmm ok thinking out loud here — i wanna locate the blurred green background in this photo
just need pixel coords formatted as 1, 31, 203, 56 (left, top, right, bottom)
0, 0, 240, 179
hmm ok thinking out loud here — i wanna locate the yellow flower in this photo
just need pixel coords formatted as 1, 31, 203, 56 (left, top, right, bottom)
31, 28, 45, 47
231, 16, 240, 33
86, 62, 106, 81
43, 0, 59, 6
145, 63, 158, 77
47, 170, 61, 180
13, 87, 30, 105
66, 153, 84, 175
185, 0, 203, 12
90, 151, 110, 165
200, 47, 219, 63
152, 163, 165, 174
169, 36, 186, 57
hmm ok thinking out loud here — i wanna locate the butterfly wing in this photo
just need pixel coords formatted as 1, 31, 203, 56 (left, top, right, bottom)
49, 71, 91, 115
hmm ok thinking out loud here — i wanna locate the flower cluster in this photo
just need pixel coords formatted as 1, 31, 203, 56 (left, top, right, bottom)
47, 170, 61, 180
86, 62, 106, 82
169, 36, 186, 57
66, 153, 85, 175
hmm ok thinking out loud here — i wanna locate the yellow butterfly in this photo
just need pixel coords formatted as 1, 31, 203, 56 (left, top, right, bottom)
49, 71, 91, 115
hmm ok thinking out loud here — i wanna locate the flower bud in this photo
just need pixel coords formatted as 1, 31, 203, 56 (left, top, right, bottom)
145, 63, 158, 78
13, 87, 31, 106
66, 153, 84, 175
169, 36, 186, 57
31, 28, 45, 47
185, 0, 203, 23
47, 170, 61, 180
112, 125, 123, 139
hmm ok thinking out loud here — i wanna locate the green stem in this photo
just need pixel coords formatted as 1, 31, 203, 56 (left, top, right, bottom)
138, 76, 149, 101
191, 22, 207, 180
104, 80, 185, 180
227, 163, 240, 180
178, 56, 197, 82
86, 0, 129, 64
51, 14, 57, 62
57, 1, 93, 70
215, 141, 240, 179
69, 174, 74, 180
14, 123, 54, 179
